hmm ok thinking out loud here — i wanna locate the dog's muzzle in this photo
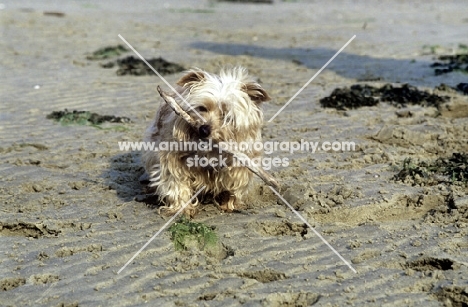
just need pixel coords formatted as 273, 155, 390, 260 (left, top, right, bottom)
199, 125, 211, 139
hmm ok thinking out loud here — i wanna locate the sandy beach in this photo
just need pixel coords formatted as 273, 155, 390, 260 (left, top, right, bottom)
1, 0, 467, 306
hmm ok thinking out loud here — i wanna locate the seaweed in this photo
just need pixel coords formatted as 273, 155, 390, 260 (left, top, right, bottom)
168, 217, 218, 251
393, 153, 468, 185
378, 84, 447, 107
435, 83, 468, 95
431, 54, 468, 76
430, 44, 468, 75
320, 83, 449, 110
319, 85, 378, 110
46, 109, 131, 130
393, 158, 432, 183
86, 45, 129, 60
434, 153, 468, 183
102, 56, 185, 76
456, 83, 468, 95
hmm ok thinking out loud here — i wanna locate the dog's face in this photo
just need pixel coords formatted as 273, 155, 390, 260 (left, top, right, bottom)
173, 68, 270, 143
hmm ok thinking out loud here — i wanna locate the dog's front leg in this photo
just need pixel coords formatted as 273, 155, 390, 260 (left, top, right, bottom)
156, 156, 199, 217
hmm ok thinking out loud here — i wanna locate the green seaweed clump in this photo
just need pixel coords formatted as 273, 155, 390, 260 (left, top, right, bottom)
168, 217, 218, 251
86, 45, 129, 60
393, 158, 432, 183
393, 153, 468, 185
435, 153, 467, 183
46, 109, 131, 130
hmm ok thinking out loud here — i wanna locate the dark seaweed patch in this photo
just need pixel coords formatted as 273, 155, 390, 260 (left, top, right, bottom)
457, 83, 468, 95
378, 84, 448, 107
393, 158, 432, 183
319, 85, 378, 110
320, 84, 448, 110
436, 83, 468, 95
431, 53, 468, 76
103, 56, 185, 76
393, 153, 468, 185
47, 109, 131, 127
435, 153, 468, 183
86, 45, 129, 60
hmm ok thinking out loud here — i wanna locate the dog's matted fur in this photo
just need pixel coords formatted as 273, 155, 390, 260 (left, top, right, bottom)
142, 67, 270, 216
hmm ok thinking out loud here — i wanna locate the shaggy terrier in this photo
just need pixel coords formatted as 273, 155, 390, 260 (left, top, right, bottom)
142, 67, 270, 216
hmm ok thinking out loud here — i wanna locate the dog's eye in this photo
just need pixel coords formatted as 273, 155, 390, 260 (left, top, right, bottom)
194, 106, 207, 113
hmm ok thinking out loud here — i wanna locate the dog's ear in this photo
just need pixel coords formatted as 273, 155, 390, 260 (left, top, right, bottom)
243, 82, 271, 104
177, 71, 205, 87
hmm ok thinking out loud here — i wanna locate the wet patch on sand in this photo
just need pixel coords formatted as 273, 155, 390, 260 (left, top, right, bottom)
3, 3, 468, 306
250, 220, 308, 237
55, 244, 103, 257
425, 194, 468, 225
0, 221, 60, 238
237, 269, 287, 283
435, 285, 468, 307
351, 249, 381, 264
262, 292, 321, 307
282, 183, 361, 212
0, 143, 48, 153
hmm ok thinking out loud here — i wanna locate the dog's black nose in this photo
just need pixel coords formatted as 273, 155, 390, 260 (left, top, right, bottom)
199, 125, 211, 138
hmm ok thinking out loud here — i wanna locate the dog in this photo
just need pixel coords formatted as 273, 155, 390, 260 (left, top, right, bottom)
142, 67, 270, 217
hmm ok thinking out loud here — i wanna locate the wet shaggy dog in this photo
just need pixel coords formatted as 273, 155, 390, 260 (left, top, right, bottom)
142, 67, 270, 217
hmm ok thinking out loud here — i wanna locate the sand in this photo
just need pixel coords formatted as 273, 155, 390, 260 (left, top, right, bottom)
1, 0, 467, 306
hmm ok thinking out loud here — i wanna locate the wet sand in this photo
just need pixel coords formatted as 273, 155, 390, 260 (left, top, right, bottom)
1, 0, 467, 306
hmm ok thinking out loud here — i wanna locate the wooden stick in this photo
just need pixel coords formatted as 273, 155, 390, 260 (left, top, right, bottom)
227, 151, 280, 190
157, 86, 202, 129
157, 86, 280, 190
